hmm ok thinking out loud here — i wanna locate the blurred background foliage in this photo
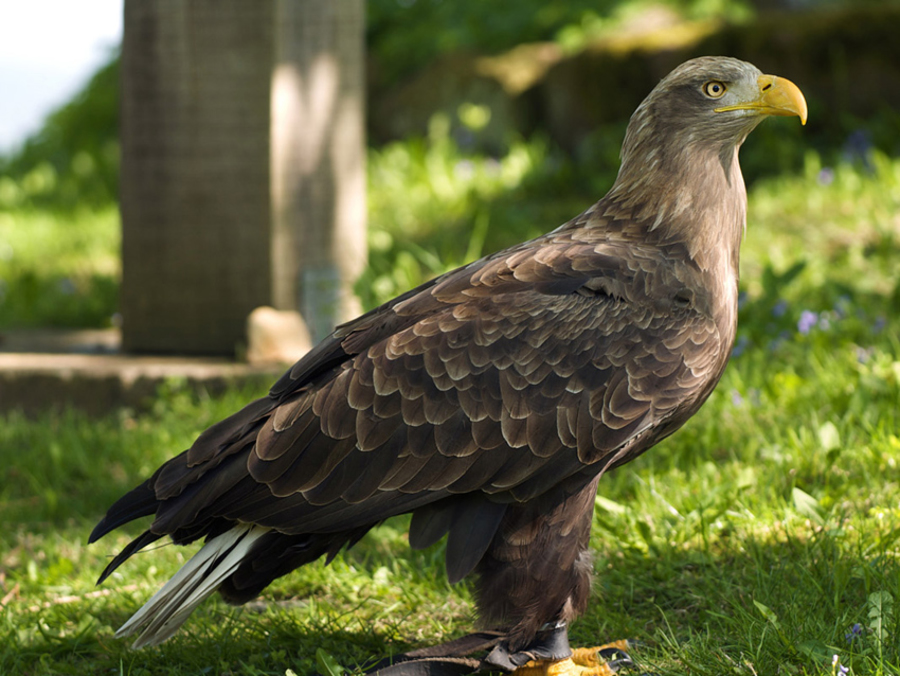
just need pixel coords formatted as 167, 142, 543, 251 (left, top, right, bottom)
4, 0, 900, 215
1, 0, 900, 328
366, 0, 754, 86
0, 56, 119, 211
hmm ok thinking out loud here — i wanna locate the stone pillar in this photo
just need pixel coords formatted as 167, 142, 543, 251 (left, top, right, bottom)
120, 0, 366, 355
271, 0, 366, 343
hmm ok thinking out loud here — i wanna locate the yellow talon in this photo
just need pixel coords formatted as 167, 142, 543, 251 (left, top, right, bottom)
513, 640, 634, 676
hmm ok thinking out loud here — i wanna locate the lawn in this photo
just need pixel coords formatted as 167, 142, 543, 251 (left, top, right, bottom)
2, 139, 900, 674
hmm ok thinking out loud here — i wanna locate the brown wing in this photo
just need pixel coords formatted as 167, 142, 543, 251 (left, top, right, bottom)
91, 226, 725, 585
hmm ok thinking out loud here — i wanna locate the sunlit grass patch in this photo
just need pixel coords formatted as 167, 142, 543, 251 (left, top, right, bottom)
0, 206, 119, 328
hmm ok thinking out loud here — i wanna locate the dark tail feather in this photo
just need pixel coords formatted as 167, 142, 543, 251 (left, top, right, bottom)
89, 476, 160, 544
96, 529, 164, 585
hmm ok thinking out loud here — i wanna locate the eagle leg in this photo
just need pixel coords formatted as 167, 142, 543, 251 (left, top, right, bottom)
467, 479, 649, 675
483, 623, 573, 670
475, 480, 602, 653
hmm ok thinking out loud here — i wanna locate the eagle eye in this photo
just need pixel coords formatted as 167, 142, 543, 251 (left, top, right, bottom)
703, 81, 727, 99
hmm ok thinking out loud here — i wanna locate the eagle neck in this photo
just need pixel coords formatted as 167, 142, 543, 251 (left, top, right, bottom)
603, 140, 746, 278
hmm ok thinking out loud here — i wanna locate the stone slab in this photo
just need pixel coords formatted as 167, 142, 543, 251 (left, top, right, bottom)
0, 330, 284, 417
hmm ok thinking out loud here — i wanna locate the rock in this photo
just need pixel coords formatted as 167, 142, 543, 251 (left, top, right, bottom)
246, 307, 312, 366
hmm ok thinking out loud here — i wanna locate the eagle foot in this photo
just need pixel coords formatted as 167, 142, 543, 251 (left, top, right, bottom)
511, 641, 637, 676
359, 632, 649, 676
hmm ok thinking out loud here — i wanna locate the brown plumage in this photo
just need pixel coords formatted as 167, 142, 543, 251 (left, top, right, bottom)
91, 57, 806, 653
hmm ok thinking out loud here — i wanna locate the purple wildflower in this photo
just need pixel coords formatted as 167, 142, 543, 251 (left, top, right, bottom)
772, 299, 788, 317
832, 654, 850, 674
798, 310, 818, 335
818, 167, 835, 185
843, 129, 873, 172
58, 277, 77, 295
845, 622, 863, 642
731, 389, 744, 407
855, 347, 874, 364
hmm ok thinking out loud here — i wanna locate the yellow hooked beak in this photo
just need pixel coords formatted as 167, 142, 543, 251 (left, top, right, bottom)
716, 74, 808, 125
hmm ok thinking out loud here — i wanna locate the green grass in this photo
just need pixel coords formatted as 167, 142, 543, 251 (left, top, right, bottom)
3, 139, 900, 673
0, 207, 119, 328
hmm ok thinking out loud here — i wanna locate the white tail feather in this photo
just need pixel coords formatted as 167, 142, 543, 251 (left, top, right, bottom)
116, 523, 269, 648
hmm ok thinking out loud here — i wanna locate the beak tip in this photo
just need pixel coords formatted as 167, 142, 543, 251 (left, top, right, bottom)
757, 73, 808, 126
